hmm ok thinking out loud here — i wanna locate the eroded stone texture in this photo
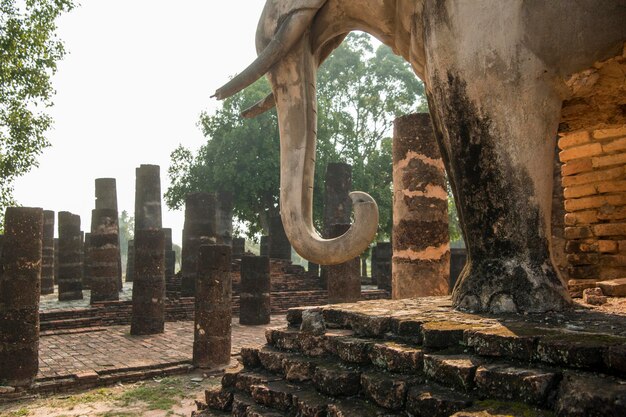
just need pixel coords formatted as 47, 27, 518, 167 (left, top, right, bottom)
125, 239, 135, 283
90, 208, 120, 303
392, 113, 450, 299
239, 255, 271, 325
41, 210, 55, 295
134, 165, 162, 231
57, 212, 83, 301
323, 162, 352, 236
0, 208, 43, 387
326, 223, 361, 304
373, 242, 392, 291
269, 214, 291, 260
193, 244, 232, 368
181, 192, 217, 297
130, 229, 165, 335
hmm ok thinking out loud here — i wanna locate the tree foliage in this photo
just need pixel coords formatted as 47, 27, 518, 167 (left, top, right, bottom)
0, 0, 74, 215
166, 33, 429, 239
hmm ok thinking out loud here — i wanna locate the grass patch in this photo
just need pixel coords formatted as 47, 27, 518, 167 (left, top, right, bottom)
99, 412, 142, 417
5, 408, 30, 417
46, 387, 115, 409
117, 377, 186, 410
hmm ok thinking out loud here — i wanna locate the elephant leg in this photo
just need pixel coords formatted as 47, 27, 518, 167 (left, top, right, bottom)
423, 3, 572, 313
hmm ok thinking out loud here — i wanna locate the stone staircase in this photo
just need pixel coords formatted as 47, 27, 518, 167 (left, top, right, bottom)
192, 297, 626, 417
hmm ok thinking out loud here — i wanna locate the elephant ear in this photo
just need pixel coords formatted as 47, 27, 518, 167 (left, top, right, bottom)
240, 33, 348, 119
213, 0, 329, 101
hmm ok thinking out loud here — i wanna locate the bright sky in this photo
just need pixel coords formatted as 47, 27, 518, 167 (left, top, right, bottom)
13, 0, 267, 246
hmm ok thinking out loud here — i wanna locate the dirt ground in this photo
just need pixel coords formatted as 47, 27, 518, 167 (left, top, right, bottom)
0, 365, 240, 417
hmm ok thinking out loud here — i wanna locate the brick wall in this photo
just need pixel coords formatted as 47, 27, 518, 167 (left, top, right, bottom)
558, 125, 626, 296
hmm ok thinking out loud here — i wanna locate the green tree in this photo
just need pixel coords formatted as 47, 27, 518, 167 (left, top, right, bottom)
0, 0, 74, 218
166, 33, 426, 239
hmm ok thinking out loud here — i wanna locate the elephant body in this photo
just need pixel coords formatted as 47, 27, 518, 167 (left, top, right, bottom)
216, 0, 626, 313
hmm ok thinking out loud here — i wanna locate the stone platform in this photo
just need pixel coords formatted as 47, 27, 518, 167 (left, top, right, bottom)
194, 296, 626, 417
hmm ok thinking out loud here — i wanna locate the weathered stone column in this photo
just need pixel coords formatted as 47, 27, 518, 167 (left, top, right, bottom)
181, 192, 216, 297
90, 209, 120, 303
392, 113, 450, 298
96, 178, 122, 290
53, 237, 59, 285
57, 212, 83, 301
82, 232, 92, 289
239, 255, 271, 325
326, 223, 361, 303
375, 242, 392, 291
125, 239, 135, 282
260, 235, 269, 257
131, 229, 165, 335
41, 210, 55, 295
324, 162, 352, 235
193, 244, 232, 368
269, 214, 291, 260
216, 191, 233, 246
321, 163, 352, 283
308, 261, 319, 277
134, 165, 162, 231
0, 207, 43, 387
232, 237, 245, 259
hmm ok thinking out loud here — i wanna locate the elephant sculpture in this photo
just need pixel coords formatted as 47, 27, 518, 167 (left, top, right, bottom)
214, 0, 626, 313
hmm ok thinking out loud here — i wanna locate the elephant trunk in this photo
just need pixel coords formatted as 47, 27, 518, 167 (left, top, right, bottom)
267, 35, 378, 265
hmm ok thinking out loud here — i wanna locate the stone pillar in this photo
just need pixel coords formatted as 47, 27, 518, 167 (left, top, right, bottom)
326, 223, 361, 303
41, 210, 55, 295
57, 212, 83, 301
125, 240, 135, 282
323, 163, 352, 235
269, 214, 291, 260
392, 113, 450, 299
216, 191, 233, 246
90, 208, 120, 303
375, 242, 392, 291
0, 207, 43, 387
193, 244, 231, 368
260, 235, 269, 257
181, 192, 216, 297
361, 256, 368, 279
131, 229, 165, 335
321, 163, 352, 283
79, 231, 85, 288
82, 232, 92, 289
53, 237, 59, 285
308, 261, 319, 277
134, 165, 162, 231
370, 246, 378, 285
232, 237, 245, 259
239, 255, 270, 325
96, 178, 122, 290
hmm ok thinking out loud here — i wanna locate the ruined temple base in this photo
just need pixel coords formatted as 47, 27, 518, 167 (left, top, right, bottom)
194, 296, 626, 417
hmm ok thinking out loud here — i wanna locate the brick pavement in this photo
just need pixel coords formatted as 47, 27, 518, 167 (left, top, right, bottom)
31, 315, 286, 393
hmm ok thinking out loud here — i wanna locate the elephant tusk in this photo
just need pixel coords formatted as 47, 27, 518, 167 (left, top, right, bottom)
241, 93, 276, 118
213, 8, 322, 101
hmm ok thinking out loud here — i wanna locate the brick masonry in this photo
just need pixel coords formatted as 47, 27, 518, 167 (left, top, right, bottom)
559, 124, 626, 296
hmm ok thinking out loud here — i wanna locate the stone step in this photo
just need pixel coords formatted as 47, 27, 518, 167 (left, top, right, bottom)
286, 299, 626, 378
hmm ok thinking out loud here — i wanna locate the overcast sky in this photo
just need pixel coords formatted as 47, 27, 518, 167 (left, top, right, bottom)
13, 0, 267, 245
